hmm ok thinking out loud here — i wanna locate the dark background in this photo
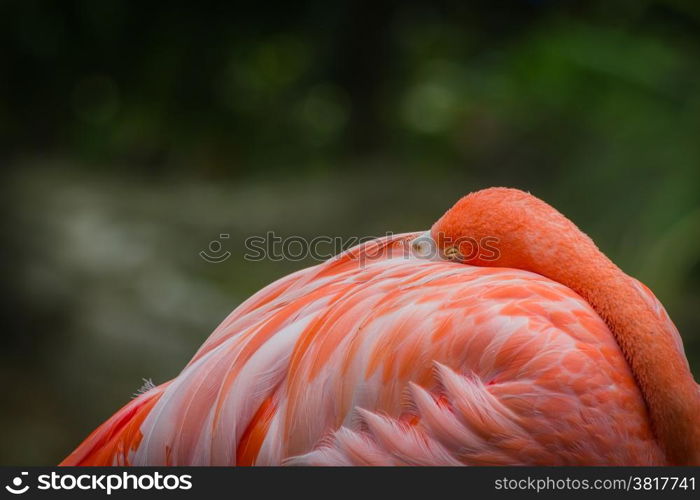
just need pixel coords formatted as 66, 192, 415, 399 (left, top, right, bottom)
1, 0, 699, 464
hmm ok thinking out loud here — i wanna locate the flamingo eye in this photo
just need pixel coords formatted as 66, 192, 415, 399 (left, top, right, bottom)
444, 246, 462, 261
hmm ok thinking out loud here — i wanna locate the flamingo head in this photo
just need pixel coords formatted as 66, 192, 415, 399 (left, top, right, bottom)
427, 187, 573, 272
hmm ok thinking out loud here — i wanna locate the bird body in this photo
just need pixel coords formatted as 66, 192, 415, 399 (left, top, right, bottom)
61, 188, 699, 466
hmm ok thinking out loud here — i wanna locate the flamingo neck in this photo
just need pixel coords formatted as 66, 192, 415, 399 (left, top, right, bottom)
431, 189, 700, 464
533, 235, 700, 465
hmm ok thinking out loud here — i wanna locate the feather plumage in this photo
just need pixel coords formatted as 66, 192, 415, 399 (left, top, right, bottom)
62, 232, 667, 465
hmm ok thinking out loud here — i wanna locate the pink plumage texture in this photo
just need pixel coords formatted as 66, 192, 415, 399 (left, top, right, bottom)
62, 232, 668, 465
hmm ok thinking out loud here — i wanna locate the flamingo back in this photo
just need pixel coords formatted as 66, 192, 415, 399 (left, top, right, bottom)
61, 233, 666, 466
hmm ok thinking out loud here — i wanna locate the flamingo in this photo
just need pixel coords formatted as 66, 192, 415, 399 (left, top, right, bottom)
61, 187, 700, 466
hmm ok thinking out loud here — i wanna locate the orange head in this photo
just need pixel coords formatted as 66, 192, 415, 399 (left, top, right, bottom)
430, 187, 597, 273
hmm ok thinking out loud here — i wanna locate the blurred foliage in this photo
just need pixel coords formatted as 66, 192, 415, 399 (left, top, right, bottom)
1, 0, 699, 464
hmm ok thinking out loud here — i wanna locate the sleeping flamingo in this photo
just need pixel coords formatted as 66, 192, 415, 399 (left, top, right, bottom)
61, 188, 700, 466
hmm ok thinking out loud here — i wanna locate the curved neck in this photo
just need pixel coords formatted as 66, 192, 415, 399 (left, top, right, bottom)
432, 190, 700, 464
504, 219, 700, 465
544, 241, 700, 464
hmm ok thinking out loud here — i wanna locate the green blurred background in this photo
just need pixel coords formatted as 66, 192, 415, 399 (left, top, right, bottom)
1, 1, 699, 464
